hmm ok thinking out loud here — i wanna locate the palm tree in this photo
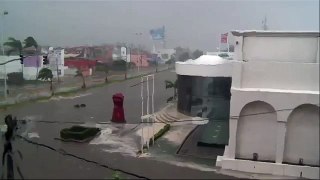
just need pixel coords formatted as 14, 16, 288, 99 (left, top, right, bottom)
99, 64, 109, 83
23, 36, 38, 50
165, 79, 177, 102
4, 36, 38, 56
75, 69, 86, 89
37, 68, 54, 95
3, 37, 23, 56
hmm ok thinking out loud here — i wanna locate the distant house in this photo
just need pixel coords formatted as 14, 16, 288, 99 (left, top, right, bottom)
47, 48, 65, 78
65, 45, 113, 64
130, 54, 149, 67
64, 58, 97, 76
154, 48, 175, 63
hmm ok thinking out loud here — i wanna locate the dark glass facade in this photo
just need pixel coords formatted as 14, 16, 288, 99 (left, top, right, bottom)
177, 75, 231, 118
177, 75, 232, 145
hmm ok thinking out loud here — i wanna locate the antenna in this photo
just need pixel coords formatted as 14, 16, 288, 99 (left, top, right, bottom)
262, 15, 268, 30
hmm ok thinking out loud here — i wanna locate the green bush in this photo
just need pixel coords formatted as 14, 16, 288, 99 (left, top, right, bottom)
60, 126, 100, 141
149, 124, 170, 145
7, 72, 24, 85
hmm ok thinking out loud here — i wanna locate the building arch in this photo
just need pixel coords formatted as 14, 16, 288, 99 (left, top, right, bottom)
284, 104, 319, 166
236, 101, 277, 162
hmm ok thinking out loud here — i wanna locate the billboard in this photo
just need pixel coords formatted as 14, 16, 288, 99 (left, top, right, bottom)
150, 26, 165, 40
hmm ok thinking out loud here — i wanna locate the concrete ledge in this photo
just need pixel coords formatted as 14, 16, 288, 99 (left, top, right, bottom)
217, 156, 320, 179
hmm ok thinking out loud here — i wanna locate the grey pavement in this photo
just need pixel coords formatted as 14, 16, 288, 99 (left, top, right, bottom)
0, 70, 235, 179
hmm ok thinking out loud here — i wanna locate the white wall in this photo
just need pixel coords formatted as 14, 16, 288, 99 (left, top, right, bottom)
48, 49, 65, 77
317, 37, 319, 63
236, 101, 277, 161
243, 37, 318, 63
176, 62, 233, 77
284, 104, 319, 166
23, 67, 40, 80
234, 61, 319, 91
234, 36, 243, 61
0, 56, 22, 78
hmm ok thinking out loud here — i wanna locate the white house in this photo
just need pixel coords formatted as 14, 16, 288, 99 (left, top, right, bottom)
47, 48, 65, 78
215, 31, 319, 179
155, 48, 175, 63
0, 55, 41, 81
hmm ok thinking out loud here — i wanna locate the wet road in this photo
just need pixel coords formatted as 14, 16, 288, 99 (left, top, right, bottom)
1, 71, 176, 124
0, 71, 235, 179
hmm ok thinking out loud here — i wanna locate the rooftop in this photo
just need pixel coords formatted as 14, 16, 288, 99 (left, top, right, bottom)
231, 30, 320, 37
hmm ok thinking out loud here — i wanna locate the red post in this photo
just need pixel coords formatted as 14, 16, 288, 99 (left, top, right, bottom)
111, 93, 126, 123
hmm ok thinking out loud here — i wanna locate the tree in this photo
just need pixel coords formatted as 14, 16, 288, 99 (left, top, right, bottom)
23, 36, 38, 50
3, 37, 23, 56
192, 49, 203, 59
165, 79, 178, 102
178, 52, 190, 62
75, 69, 86, 89
37, 68, 54, 94
3, 36, 38, 56
102, 65, 109, 83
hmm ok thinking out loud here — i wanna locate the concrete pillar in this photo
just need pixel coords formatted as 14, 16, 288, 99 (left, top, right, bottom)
316, 37, 319, 63
275, 110, 290, 164
275, 121, 287, 163
228, 117, 238, 159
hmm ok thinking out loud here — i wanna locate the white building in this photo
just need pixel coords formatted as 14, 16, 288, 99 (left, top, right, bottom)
175, 30, 319, 179
0, 56, 22, 75
48, 48, 65, 78
216, 31, 319, 179
0, 55, 41, 81
154, 48, 175, 63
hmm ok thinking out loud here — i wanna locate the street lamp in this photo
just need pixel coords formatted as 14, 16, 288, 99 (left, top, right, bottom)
1, 10, 8, 98
135, 32, 143, 73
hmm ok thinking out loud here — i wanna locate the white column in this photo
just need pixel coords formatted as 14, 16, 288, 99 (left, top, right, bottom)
275, 111, 290, 163
316, 37, 319, 63
275, 121, 287, 163
228, 117, 238, 159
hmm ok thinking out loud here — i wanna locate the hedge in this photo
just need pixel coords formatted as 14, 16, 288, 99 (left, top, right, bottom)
60, 126, 100, 141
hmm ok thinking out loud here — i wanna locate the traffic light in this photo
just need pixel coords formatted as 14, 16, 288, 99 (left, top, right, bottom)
43, 55, 49, 65
19, 55, 24, 64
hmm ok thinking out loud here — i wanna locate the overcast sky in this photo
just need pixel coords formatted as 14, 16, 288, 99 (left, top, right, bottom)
1, 0, 319, 51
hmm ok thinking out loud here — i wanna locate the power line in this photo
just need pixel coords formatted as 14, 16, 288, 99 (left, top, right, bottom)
16, 135, 150, 180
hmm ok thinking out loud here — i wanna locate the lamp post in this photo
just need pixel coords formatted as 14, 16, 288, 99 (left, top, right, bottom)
135, 32, 142, 73
1, 10, 8, 98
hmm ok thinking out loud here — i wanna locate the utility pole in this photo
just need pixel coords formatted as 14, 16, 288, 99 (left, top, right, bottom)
1, 10, 8, 99
135, 33, 142, 73
55, 51, 60, 83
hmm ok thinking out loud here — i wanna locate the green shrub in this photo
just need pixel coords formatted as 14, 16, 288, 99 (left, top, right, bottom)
149, 124, 170, 145
60, 126, 100, 141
